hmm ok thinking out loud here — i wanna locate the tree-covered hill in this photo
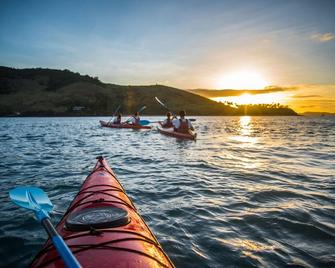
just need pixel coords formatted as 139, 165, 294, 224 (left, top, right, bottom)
0, 66, 297, 116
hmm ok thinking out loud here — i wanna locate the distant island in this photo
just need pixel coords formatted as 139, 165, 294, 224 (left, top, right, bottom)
301, 112, 335, 116
0, 66, 298, 116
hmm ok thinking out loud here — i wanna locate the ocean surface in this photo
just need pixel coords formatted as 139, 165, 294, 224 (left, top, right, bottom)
0, 116, 334, 268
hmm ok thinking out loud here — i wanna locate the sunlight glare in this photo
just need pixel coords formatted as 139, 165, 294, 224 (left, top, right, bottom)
230, 116, 258, 145
239, 116, 252, 136
240, 116, 251, 129
212, 92, 288, 105
216, 71, 269, 89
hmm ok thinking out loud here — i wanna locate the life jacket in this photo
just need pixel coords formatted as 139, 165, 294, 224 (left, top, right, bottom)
162, 118, 173, 128
134, 116, 140, 125
114, 117, 121, 124
176, 119, 190, 134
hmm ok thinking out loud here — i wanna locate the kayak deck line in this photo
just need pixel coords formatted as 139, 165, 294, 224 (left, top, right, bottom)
32, 234, 170, 268
83, 156, 136, 208
36, 229, 163, 249
32, 228, 166, 260
64, 189, 136, 214
30, 156, 174, 268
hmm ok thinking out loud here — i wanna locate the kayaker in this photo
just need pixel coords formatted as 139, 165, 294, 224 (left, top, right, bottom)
129, 112, 141, 125
160, 112, 173, 128
173, 110, 194, 133
112, 112, 122, 124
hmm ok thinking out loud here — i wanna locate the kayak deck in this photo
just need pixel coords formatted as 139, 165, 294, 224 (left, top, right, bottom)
157, 126, 197, 140
30, 157, 173, 268
99, 120, 152, 129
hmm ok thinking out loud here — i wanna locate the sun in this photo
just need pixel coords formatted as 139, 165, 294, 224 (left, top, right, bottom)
215, 70, 269, 89
238, 93, 254, 104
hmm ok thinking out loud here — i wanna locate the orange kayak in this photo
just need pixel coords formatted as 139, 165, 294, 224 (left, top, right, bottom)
30, 157, 174, 268
99, 120, 152, 129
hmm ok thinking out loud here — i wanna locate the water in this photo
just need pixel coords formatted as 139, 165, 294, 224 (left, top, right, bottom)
0, 116, 334, 268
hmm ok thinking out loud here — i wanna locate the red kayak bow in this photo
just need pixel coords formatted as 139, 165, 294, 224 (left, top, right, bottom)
30, 157, 174, 268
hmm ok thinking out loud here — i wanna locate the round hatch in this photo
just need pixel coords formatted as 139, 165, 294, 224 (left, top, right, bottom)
65, 207, 130, 231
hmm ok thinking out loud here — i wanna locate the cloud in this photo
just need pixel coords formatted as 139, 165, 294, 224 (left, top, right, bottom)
189, 85, 298, 98
310, 32, 335, 42
299, 105, 315, 108
292, 94, 321, 98
263, 86, 298, 92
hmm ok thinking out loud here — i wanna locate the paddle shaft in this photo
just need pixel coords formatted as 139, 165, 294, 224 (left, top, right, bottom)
124, 106, 147, 124
42, 218, 81, 268
155, 97, 196, 121
155, 97, 177, 117
108, 105, 121, 125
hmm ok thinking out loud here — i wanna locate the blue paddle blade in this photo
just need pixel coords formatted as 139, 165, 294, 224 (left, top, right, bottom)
9, 187, 53, 213
139, 120, 150, 125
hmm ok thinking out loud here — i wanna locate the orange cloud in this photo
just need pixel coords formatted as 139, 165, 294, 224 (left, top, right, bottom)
292, 94, 321, 98
189, 86, 298, 98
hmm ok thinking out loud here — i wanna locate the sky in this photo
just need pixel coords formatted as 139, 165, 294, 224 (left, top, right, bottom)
1, 0, 335, 112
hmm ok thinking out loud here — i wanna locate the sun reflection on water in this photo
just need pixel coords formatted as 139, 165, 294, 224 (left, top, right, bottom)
225, 116, 262, 169
230, 116, 258, 145
216, 237, 276, 260
239, 116, 252, 137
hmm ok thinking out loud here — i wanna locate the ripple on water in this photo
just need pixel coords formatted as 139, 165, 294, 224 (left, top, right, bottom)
0, 116, 334, 267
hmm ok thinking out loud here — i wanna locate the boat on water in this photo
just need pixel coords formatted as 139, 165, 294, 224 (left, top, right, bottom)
157, 125, 197, 140
30, 156, 174, 268
99, 120, 152, 129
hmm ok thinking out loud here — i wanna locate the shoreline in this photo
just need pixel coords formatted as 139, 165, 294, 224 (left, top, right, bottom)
0, 114, 306, 118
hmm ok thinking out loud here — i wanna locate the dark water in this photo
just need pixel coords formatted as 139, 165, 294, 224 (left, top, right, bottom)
0, 116, 334, 268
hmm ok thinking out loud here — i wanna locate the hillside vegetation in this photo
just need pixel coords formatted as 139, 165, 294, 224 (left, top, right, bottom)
0, 67, 297, 116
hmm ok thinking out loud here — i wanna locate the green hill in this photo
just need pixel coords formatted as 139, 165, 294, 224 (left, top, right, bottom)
0, 66, 297, 116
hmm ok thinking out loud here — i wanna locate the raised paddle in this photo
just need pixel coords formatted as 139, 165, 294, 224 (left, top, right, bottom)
107, 104, 121, 125
154, 97, 196, 122
9, 187, 82, 268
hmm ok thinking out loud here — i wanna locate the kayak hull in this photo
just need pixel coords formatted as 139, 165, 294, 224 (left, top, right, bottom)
30, 157, 173, 268
100, 120, 151, 129
157, 126, 197, 140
